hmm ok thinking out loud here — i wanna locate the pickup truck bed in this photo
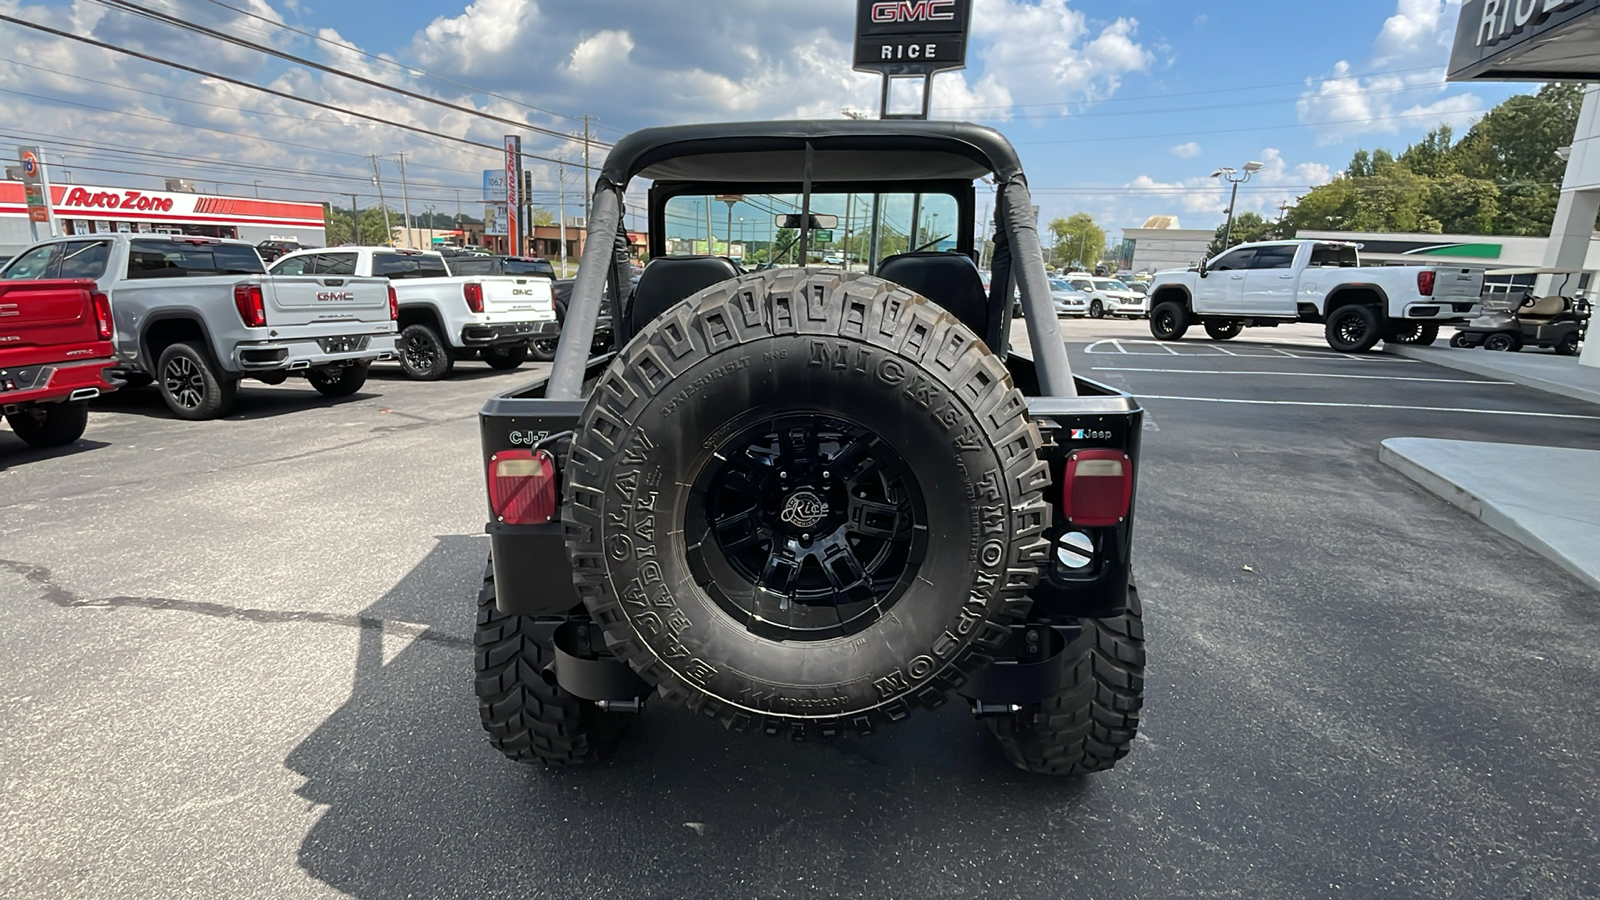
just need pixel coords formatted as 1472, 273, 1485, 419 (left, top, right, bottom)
0, 279, 119, 448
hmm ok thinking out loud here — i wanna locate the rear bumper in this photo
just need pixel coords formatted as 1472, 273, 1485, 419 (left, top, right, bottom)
460, 320, 560, 347
1404, 301, 1479, 320
229, 333, 398, 372
0, 356, 120, 411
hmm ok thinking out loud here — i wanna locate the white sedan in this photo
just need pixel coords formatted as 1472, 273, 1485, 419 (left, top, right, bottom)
1050, 277, 1091, 317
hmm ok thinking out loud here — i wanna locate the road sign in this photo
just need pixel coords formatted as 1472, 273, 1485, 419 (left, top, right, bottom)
812, 230, 834, 243
16, 146, 51, 224
852, 0, 972, 76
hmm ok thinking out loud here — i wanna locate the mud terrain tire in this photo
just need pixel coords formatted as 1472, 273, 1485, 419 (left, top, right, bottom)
475, 561, 625, 765
565, 268, 1051, 737
988, 585, 1145, 775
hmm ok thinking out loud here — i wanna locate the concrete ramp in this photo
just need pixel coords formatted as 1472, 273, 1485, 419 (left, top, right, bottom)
1381, 437, 1600, 593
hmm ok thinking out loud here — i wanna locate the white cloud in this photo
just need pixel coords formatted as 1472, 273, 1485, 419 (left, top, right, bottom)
1121, 148, 1334, 224
1296, 0, 1482, 144
1170, 141, 1202, 159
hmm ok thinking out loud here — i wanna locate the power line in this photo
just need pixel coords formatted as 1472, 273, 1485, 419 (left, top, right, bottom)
1014, 107, 1488, 147
86, 0, 611, 149
192, 0, 627, 136
0, 13, 600, 172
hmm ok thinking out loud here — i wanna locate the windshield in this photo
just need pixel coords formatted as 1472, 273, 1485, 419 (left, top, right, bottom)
1095, 279, 1130, 292
661, 190, 960, 271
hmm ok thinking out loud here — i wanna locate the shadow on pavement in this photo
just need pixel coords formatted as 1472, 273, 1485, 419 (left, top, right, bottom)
92, 384, 378, 421
286, 535, 1100, 900
0, 435, 112, 469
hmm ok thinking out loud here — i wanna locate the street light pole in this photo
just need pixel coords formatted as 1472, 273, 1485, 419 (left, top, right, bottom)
1210, 161, 1263, 251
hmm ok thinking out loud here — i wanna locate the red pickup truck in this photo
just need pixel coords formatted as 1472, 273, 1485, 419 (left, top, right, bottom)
0, 279, 119, 448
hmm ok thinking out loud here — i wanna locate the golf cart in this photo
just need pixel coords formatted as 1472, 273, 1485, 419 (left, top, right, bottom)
1451, 267, 1591, 355
472, 120, 1146, 775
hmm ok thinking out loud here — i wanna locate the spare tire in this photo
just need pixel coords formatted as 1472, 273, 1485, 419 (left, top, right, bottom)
565, 268, 1051, 737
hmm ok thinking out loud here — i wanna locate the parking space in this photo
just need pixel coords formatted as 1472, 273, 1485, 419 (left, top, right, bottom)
3, 320, 1600, 899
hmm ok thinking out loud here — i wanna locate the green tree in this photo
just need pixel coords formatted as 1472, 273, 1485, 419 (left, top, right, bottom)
323, 206, 394, 245
1291, 83, 1581, 238
1048, 213, 1105, 269
530, 207, 557, 226
1205, 211, 1280, 257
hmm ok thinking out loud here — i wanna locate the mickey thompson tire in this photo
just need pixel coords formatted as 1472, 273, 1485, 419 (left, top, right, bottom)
565, 268, 1051, 737
988, 584, 1144, 775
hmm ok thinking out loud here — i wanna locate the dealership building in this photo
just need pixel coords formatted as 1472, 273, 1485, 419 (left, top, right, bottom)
0, 181, 327, 259
1448, 0, 1600, 368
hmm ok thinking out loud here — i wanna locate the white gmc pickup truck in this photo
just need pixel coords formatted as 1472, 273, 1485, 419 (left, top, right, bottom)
1146, 240, 1484, 352
271, 247, 556, 380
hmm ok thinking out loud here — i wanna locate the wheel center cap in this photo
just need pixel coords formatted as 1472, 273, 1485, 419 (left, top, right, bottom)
779, 490, 829, 530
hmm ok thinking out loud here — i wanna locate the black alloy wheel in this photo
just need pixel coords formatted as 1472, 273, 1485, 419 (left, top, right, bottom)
1324, 305, 1382, 353
1149, 300, 1189, 341
398, 324, 453, 380
686, 415, 927, 643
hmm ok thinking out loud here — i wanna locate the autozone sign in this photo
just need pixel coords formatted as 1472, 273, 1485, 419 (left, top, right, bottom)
853, 0, 971, 75
60, 187, 176, 213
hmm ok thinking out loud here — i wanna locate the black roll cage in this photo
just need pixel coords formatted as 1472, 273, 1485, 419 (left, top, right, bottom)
545, 119, 1075, 399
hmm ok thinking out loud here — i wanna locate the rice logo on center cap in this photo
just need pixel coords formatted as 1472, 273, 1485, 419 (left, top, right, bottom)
780, 490, 829, 529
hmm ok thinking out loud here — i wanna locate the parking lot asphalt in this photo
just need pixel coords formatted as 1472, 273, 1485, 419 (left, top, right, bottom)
4, 322, 1600, 899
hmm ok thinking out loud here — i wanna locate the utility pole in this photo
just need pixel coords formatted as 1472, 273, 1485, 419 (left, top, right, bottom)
455, 189, 462, 228
396, 152, 413, 248
558, 162, 568, 273
346, 193, 358, 244
369, 154, 391, 245
583, 115, 592, 220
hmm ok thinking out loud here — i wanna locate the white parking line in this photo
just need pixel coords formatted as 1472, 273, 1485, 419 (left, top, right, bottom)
1092, 367, 1513, 385
1135, 394, 1600, 420
1081, 338, 1418, 363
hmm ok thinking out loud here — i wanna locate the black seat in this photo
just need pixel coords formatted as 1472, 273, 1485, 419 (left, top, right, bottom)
629, 256, 740, 335
876, 252, 990, 338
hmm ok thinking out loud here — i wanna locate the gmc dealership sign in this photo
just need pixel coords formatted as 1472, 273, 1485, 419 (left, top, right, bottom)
1448, 0, 1600, 81
853, 0, 972, 75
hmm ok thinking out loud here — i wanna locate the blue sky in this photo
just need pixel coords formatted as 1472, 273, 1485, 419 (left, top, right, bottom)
0, 0, 1531, 241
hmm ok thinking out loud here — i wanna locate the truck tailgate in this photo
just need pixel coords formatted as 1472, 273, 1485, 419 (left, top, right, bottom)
0, 279, 104, 365
1430, 267, 1484, 300
261, 276, 393, 327
478, 276, 555, 320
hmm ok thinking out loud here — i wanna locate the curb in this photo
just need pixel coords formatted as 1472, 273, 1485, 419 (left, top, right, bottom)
1386, 345, 1600, 407
1380, 438, 1600, 594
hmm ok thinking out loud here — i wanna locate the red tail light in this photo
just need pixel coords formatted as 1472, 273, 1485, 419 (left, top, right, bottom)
464, 282, 484, 313
489, 449, 557, 525
388, 285, 399, 321
1062, 449, 1133, 527
233, 283, 267, 327
91, 291, 112, 340
1417, 270, 1436, 296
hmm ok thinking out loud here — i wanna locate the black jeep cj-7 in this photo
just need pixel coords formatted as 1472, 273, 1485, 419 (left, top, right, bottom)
474, 119, 1146, 775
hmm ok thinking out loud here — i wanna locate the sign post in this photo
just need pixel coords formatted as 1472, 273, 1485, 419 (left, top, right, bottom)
16, 145, 58, 240
852, 0, 973, 119
504, 135, 522, 256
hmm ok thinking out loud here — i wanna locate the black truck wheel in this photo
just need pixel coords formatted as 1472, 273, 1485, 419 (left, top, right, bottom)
1324, 305, 1382, 353
482, 344, 529, 370
157, 341, 237, 420
5, 401, 90, 448
1149, 300, 1189, 341
307, 361, 369, 398
530, 303, 564, 362
565, 269, 1051, 737
988, 585, 1144, 775
475, 561, 625, 765
398, 324, 454, 380
1203, 320, 1242, 341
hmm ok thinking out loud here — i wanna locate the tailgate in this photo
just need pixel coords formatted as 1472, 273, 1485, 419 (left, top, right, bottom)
261, 276, 393, 326
478, 276, 555, 319
1430, 267, 1484, 300
0, 279, 98, 351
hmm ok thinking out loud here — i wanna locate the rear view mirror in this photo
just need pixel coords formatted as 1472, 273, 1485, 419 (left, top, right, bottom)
775, 214, 839, 229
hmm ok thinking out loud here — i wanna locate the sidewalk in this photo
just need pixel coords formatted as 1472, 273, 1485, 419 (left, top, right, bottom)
1381, 438, 1600, 593
1386, 343, 1600, 407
